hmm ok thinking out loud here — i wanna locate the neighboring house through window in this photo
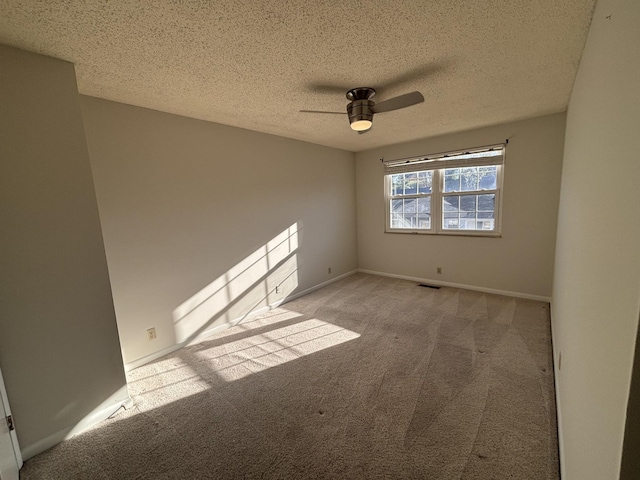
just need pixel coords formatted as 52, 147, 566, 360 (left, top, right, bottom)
384, 144, 504, 236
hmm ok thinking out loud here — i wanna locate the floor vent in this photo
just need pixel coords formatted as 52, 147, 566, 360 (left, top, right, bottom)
418, 283, 441, 289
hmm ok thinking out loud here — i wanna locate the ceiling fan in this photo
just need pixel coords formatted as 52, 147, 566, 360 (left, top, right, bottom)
300, 87, 424, 133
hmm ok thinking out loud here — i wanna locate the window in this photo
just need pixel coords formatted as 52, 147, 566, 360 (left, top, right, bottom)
384, 144, 504, 236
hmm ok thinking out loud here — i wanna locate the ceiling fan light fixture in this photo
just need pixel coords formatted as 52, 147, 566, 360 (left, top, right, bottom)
347, 97, 374, 132
350, 119, 373, 131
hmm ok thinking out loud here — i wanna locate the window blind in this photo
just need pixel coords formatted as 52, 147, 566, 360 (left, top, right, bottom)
383, 144, 505, 175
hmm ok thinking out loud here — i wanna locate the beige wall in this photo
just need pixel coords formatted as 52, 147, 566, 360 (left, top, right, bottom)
551, 0, 640, 478
79, 96, 357, 366
355, 113, 565, 299
0, 45, 128, 458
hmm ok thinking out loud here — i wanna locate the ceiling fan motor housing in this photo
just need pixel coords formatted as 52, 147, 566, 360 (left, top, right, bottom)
346, 87, 376, 130
347, 99, 374, 125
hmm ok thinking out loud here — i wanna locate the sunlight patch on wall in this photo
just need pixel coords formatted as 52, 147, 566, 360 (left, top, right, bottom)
195, 318, 360, 381
172, 224, 299, 344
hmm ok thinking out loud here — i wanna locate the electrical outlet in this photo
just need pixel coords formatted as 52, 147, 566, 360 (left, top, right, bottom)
328, 267, 332, 274
436, 267, 442, 274
147, 327, 157, 341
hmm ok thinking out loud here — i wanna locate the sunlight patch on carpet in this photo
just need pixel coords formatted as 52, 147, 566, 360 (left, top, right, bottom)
126, 358, 210, 410
196, 319, 360, 381
205, 308, 303, 341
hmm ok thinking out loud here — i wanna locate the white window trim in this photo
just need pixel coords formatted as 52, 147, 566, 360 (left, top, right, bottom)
384, 144, 505, 237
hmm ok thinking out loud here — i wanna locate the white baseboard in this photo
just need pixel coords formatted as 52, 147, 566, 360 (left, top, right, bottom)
549, 308, 565, 479
282, 269, 358, 303
124, 270, 359, 372
21, 430, 68, 461
357, 269, 551, 302
124, 343, 183, 372
21, 387, 132, 460
554, 366, 565, 480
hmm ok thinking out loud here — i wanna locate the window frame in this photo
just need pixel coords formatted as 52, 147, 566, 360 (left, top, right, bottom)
384, 145, 504, 237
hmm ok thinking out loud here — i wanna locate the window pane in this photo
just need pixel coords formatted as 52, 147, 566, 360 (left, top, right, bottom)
478, 219, 495, 230
417, 214, 431, 229
418, 171, 432, 194
478, 194, 495, 211
443, 211, 460, 229
444, 169, 461, 192
443, 196, 459, 212
391, 174, 404, 195
460, 212, 477, 230
417, 197, 431, 213
460, 167, 479, 191
477, 211, 495, 230
460, 195, 477, 212
391, 213, 404, 228
404, 172, 417, 194
479, 166, 497, 190
404, 198, 416, 213
403, 213, 416, 228
391, 199, 403, 213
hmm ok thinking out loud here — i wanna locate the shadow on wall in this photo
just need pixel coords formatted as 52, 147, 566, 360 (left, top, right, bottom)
172, 223, 300, 346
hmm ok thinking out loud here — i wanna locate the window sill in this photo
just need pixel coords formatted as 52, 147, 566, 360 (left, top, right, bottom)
384, 229, 502, 238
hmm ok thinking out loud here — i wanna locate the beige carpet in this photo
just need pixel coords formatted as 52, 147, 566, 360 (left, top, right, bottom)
21, 273, 559, 479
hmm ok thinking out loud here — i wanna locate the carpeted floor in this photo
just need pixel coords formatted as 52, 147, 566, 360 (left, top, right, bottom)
20, 273, 559, 479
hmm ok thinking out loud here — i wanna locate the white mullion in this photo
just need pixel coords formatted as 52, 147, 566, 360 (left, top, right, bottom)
433, 169, 442, 233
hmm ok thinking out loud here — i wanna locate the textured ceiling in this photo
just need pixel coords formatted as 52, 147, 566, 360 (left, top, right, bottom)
0, 0, 595, 152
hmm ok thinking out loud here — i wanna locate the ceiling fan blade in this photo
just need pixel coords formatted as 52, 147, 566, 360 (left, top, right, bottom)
371, 91, 424, 114
299, 110, 345, 114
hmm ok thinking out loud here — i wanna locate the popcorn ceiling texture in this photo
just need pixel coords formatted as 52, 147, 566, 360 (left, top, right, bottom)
0, 0, 594, 152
